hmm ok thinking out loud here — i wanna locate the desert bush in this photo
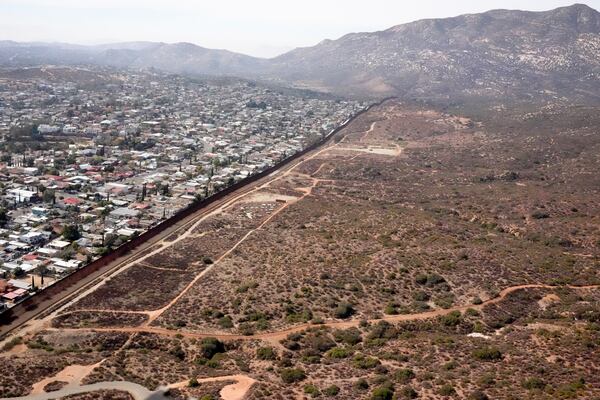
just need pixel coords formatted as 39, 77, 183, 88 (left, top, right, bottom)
555, 378, 586, 398
371, 385, 394, 400
384, 303, 399, 315
257, 346, 277, 360
465, 308, 480, 317
468, 390, 489, 400
327, 347, 353, 359
395, 368, 415, 383
355, 378, 369, 390
522, 377, 545, 390
353, 354, 381, 369
441, 311, 462, 326
333, 327, 362, 345
438, 384, 455, 396
280, 368, 306, 383
199, 337, 225, 359
2, 336, 22, 351
304, 384, 320, 397
323, 385, 340, 396
305, 332, 336, 353
473, 346, 502, 361
367, 321, 398, 341
400, 386, 418, 399
169, 345, 185, 360
333, 302, 354, 319
218, 316, 233, 329
413, 291, 430, 301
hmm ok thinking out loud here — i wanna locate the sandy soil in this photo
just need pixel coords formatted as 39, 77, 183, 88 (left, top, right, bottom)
30, 362, 102, 395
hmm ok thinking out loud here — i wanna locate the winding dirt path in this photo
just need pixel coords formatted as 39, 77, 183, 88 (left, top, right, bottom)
360, 121, 377, 142
51, 284, 600, 343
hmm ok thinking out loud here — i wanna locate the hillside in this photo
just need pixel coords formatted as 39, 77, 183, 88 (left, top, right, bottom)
0, 41, 265, 77
267, 4, 600, 101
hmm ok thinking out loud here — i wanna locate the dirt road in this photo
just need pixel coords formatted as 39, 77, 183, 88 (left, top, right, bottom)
51, 284, 600, 343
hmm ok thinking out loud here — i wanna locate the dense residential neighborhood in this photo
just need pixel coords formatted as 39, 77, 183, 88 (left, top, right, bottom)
0, 67, 363, 309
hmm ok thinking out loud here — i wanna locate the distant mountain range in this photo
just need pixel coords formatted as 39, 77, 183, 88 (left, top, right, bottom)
1, 4, 599, 103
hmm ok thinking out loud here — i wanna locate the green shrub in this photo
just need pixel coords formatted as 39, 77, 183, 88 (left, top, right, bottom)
304, 384, 320, 397
2, 336, 22, 351
333, 327, 362, 345
395, 368, 415, 383
434, 293, 455, 309
218, 316, 233, 329
334, 302, 355, 319
169, 345, 185, 360
384, 303, 399, 315
400, 386, 418, 399
413, 291, 430, 301
367, 321, 398, 341
327, 347, 353, 359
280, 368, 306, 383
323, 385, 340, 396
426, 273, 446, 286
522, 377, 545, 390
236, 281, 258, 293
355, 378, 369, 390
556, 378, 585, 398
465, 308, 480, 317
353, 354, 381, 369
443, 361, 457, 370
188, 378, 199, 387
257, 346, 277, 360
199, 337, 225, 359
371, 386, 394, 400
441, 311, 462, 326
438, 384, 455, 396
473, 346, 502, 361
306, 332, 336, 353
468, 390, 489, 400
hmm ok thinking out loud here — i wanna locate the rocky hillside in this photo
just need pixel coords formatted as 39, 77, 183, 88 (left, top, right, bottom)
266, 4, 600, 101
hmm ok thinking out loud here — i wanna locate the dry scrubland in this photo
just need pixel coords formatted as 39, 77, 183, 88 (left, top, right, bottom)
2, 100, 600, 399
155, 103, 600, 334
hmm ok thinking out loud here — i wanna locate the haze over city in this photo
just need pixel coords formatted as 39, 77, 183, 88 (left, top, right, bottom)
1, 0, 598, 56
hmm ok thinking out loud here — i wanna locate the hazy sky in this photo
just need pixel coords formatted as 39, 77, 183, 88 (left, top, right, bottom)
1, 0, 599, 57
